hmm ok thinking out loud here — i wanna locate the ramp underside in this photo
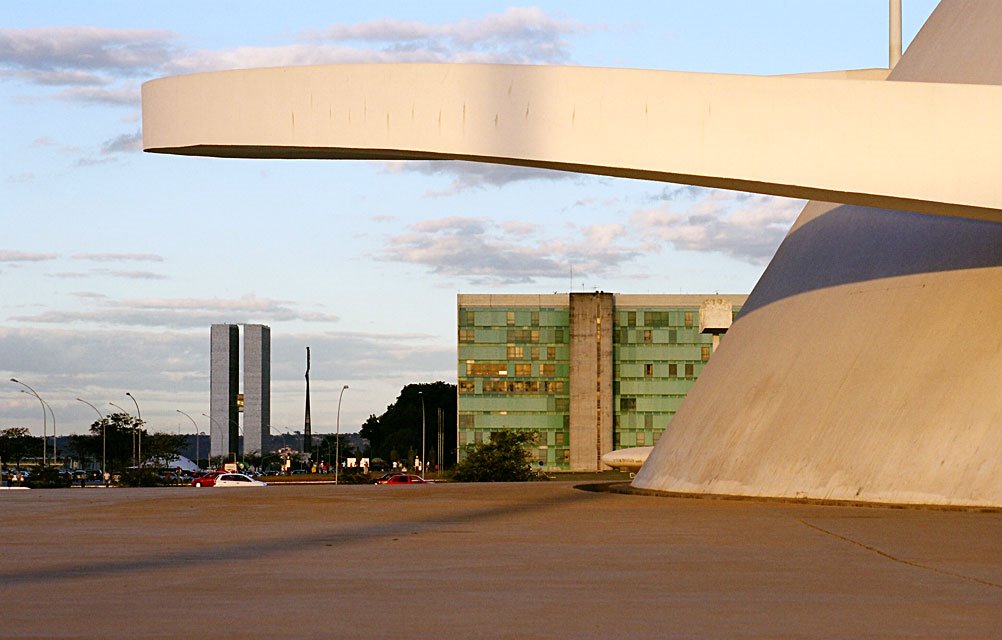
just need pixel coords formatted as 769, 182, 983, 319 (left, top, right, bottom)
634, 0, 1002, 506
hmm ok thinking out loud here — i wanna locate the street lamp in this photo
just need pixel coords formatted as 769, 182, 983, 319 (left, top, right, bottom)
202, 413, 243, 468
176, 410, 199, 469
77, 398, 106, 475
11, 378, 46, 465
335, 385, 348, 485
419, 390, 426, 479
110, 402, 135, 466
125, 393, 142, 467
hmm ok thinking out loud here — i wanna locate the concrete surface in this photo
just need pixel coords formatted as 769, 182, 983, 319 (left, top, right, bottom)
2, 482, 1000, 638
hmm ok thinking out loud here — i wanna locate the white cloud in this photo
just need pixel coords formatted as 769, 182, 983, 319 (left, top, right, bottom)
384, 160, 576, 196
382, 215, 640, 284
0, 27, 174, 75
9, 294, 339, 329
72, 252, 164, 262
0, 250, 58, 262
631, 191, 803, 264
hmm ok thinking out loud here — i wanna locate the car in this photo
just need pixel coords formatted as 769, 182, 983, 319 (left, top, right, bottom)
191, 471, 220, 487
376, 474, 427, 485
213, 473, 267, 487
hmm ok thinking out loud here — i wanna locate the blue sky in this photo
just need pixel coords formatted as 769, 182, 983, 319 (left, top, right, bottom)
1, 1, 939, 438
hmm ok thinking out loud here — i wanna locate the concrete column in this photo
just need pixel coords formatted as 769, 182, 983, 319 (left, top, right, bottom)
568, 292, 614, 471
243, 324, 271, 458
210, 324, 239, 458
890, 0, 902, 68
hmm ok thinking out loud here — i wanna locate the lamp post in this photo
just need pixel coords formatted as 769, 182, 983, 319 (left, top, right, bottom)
419, 390, 426, 479
77, 398, 106, 475
335, 385, 348, 485
11, 378, 46, 465
125, 393, 142, 467
109, 402, 135, 466
176, 410, 199, 469
202, 413, 242, 468
42, 398, 56, 466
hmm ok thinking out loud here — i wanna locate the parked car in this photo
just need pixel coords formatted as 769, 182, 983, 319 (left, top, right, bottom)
376, 474, 427, 485
213, 473, 267, 487
191, 471, 220, 488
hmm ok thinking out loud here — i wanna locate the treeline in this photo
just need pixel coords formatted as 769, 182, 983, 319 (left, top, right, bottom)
360, 381, 456, 468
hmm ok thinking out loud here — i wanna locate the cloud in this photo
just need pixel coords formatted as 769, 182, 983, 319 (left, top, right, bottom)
47, 269, 165, 280
0, 27, 174, 76
303, 7, 588, 65
382, 215, 639, 284
72, 252, 164, 262
0, 250, 58, 262
384, 161, 575, 196
9, 294, 339, 329
631, 191, 804, 264
6, 171, 34, 184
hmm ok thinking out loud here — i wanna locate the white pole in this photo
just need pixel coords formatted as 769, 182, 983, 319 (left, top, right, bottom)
890, 0, 903, 69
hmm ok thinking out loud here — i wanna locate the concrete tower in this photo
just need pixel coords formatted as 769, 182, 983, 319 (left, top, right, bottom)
209, 323, 271, 461
209, 324, 239, 459
243, 324, 271, 458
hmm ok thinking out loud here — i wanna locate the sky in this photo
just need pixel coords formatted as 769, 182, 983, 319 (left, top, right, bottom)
1, 1, 940, 439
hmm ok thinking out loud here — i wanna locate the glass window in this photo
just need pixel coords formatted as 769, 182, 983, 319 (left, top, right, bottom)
669, 363, 678, 377
547, 346, 556, 359
515, 363, 531, 376
553, 329, 564, 343
555, 398, 569, 412
531, 311, 539, 325
555, 431, 565, 445
627, 311, 636, 327
540, 363, 556, 376
459, 328, 475, 343
644, 363, 653, 377
467, 362, 508, 376
668, 329, 677, 343
637, 432, 646, 446
644, 414, 654, 429
620, 328, 628, 344
685, 363, 694, 377
459, 380, 475, 394
620, 397, 636, 411
506, 345, 524, 359
643, 330, 652, 344
701, 345, 711, 362
459, 414, 475, 429
531, 347, 540, 360
684, 311, 694, 328
506, 311, 515, 326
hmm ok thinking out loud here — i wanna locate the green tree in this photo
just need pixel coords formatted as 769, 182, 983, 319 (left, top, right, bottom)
143, 432, 187, 468
0, 427, 41, 468
452, 431, 537, 482
70, 412, 143, 473
360, 381, 457, 466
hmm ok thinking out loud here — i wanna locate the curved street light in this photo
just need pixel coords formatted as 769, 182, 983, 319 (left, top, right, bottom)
176, 410, 199, 469
11, 378, 46, 465
109, 402, 135, 467
419, 391, 426, 479
77, 398, 106, 475
125, 393, 142, 468
335, 385, 348, 485
202, 413, 243, 467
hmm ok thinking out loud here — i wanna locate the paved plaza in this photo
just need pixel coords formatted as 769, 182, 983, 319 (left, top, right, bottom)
2, 482, 1000, 638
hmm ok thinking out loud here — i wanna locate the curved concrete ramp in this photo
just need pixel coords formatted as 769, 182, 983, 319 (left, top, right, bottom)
634, 0, 1002, 507
142, 63, 1002, 221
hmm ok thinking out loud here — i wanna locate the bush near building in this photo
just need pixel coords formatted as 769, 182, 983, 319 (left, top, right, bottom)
452, 431, 538, 482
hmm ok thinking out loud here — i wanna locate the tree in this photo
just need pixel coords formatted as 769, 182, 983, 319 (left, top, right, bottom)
359, 381, 457, 466
70, 412, 143, 473
143, 432, 187, 468
452, 431, 538, 482
0, 427, 41, 468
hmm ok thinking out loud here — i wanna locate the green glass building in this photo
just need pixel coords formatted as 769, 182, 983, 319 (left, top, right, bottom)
457, 293, 746, 471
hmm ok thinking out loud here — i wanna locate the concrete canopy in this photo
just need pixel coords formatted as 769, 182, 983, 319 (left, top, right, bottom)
142, 0, 1002, 506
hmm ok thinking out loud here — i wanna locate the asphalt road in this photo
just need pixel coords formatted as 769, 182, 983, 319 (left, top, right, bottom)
2, 482, 1000, 638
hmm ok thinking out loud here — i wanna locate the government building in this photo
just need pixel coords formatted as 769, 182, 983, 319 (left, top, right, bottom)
457, 293, 746, 471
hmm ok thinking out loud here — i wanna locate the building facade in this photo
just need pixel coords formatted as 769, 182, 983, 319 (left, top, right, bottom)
209, 323, 271, 459
457, 293, 745, 471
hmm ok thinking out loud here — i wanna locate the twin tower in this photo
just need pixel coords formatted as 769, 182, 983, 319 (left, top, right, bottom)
210, 324, 271, 459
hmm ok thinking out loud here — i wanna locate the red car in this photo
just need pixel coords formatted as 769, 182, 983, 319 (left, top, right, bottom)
191, 472, 221, 488
376, 474, 427, 485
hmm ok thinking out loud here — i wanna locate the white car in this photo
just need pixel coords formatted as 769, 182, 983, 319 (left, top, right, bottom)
213, 473, 267, 487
